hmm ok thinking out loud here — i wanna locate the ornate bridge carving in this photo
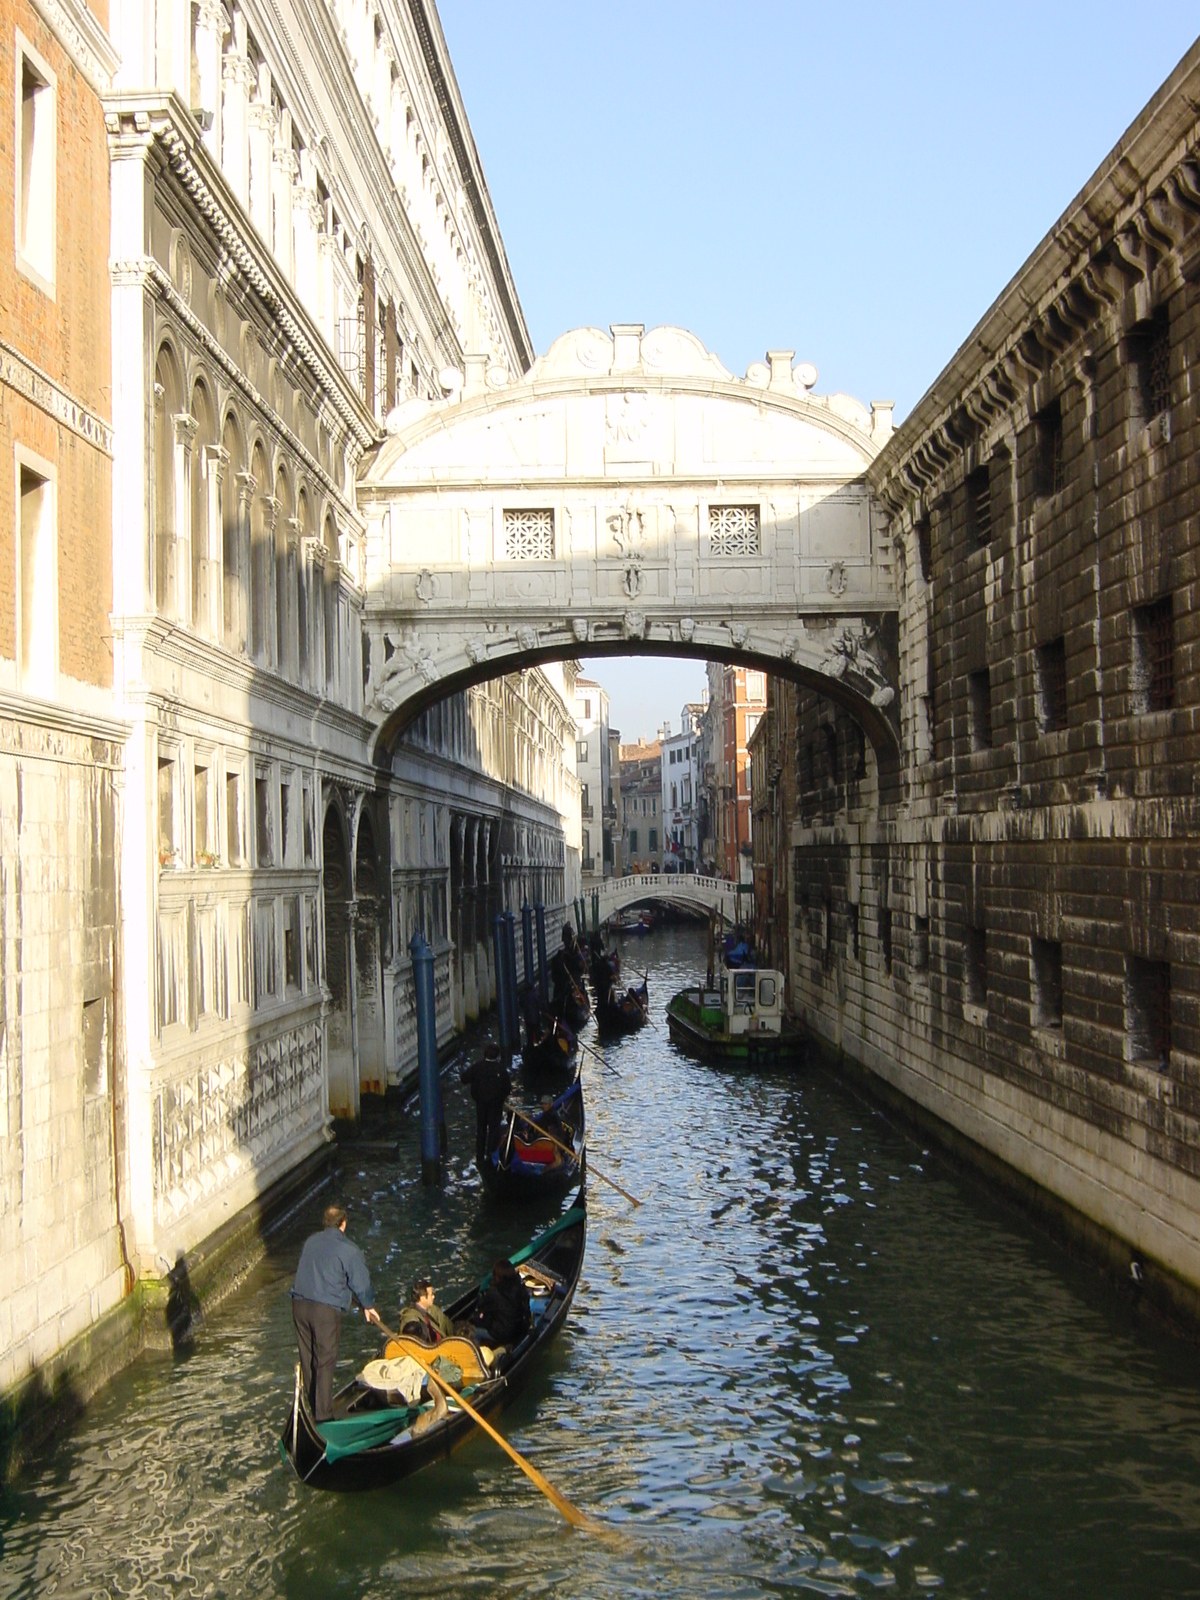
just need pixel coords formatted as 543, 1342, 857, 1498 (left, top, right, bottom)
358, 324, 899, 766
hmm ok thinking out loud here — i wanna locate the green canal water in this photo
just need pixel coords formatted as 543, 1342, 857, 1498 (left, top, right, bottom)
3, 925, 1200, 1598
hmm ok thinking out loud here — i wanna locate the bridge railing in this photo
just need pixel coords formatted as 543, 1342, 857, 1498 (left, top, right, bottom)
593, 871, 739, 917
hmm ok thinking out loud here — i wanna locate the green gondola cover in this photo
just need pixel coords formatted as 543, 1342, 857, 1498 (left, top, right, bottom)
317, 1406, 416, 1462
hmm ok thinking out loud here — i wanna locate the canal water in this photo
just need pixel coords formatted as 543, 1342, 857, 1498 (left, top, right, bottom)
3, 925, 1200, 1598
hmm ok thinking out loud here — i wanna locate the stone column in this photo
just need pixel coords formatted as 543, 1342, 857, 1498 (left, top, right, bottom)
234, 468, 256, 654
194, 0, 227, 160
206, 443, 229, 641
221, 11, 253, 206
247, 67, 274, 243
384, 300, 397, 411
172, 412, 197, 624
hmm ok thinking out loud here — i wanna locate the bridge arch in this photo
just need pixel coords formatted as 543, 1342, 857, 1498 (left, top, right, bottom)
357, 323, 899, 780
593, 872, 738, 925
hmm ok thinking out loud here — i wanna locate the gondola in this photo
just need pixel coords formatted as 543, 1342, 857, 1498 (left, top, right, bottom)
480, 1072, 585, 1200
521, 1007, 578, 1075
281, 1195, 587, 1491
596, 976, 649, 1037
558, 979, 591, 1031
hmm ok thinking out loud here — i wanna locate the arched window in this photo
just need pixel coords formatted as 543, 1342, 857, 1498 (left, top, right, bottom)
249, 441, 271, 661
296, 487, 313, 683
275, 465, 294, 676
153, 345, 182, 616
190, 380, 217, 633
221, 412, 245, 649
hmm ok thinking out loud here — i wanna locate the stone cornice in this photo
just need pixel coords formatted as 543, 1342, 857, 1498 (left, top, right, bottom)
405, 0, 533, 373
29, 0, 119, 95
0, 336, 113, 452
868, 37, 1200, 526
104, 94, 377, 452
0, 691, 129, 759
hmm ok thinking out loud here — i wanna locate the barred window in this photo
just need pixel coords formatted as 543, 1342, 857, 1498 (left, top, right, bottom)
966, 467, 992, 547
915, 517, 932, 583
1034, 400, 1065, 500
709, 504, 760, 557
503, 508, 555, 560
1037, 637, 1068, 733
1126, 956, 1170, 1068
968, 669, 993, 751
1132, 597, 1174, 714
1132, 308, 1171, 422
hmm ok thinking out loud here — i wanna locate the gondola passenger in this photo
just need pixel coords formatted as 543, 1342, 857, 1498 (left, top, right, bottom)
398, 1276, 454, 1344
471, 1258, 531, 1348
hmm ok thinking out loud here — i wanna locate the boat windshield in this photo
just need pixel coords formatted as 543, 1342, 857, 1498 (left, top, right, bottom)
733, 971, 757, 1008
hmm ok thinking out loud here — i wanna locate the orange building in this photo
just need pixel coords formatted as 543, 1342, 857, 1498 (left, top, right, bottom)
706, 662, 767, 883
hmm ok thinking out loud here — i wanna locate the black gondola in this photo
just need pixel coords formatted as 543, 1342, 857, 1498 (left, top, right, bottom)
521, 1005, 578, 1075
480, 1072, 585, 1200
281, 1196, 587, 1490
558, 979, 591, 1031
596, 976, 649, 1036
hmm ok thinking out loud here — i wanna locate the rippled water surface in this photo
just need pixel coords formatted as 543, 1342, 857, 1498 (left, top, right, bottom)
4, 925, 1200, 1599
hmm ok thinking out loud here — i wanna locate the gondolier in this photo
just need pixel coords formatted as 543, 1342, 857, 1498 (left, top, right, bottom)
462, 1043, 512, 1165
291, 1204, 381, 1420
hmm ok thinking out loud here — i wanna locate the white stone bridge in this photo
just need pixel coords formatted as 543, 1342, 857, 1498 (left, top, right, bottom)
591, 872, 739, 925
358, 324, 901, 786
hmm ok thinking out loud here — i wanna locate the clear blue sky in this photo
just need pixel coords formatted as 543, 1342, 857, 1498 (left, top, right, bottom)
438, 2, 1198, 740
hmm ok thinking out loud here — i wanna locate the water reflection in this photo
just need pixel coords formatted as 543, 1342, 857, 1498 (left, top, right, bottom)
3, 925, 1200, 1598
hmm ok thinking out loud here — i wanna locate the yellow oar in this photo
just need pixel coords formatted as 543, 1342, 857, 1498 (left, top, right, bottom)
507, 1106, 643, 1208
375, 1322, 603, 1533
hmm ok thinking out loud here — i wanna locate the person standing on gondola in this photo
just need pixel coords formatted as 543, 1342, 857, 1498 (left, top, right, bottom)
291, 1204, 380, 1420
462, 1042, 512, 1165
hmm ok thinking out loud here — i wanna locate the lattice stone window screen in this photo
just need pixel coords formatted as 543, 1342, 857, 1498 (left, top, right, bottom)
709, 504, 760, 557
503, 508, 555, 560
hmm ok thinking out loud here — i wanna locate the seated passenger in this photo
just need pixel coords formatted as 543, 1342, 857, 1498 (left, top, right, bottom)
398, 1276, 454, 1345
470, 1258, 531, 1348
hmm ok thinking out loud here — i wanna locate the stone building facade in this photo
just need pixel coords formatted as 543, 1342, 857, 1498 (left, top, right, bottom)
620, 737, 662, 873
784, 43, 1200, 1303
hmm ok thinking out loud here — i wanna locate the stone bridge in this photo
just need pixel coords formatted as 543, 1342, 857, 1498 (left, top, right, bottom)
358, 324, 901, 779
593, 871, 739, 925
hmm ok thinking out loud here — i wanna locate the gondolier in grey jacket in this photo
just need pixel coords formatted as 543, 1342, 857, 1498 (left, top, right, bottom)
291, 1204, 380, 1420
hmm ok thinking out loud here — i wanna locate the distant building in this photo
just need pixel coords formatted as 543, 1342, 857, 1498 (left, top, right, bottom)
619, 737, 663, 872
607, 728, 623, 875
705, 664, 767, 881
661, 710, 702, 872
574, 677, 611, 882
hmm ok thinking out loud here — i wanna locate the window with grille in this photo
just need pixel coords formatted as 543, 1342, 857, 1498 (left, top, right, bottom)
708, 504, 760, 557
964, 924, 987, 1007
966, 467, 992, 547
913, 914, 930, 972
1132, 597, 1174, 713
503, 508, 555, 560
1034, 400, 1065, 500
1132, 308, 1171, 422
848, 902, 859, 961
968, 669, 993, 751
879, 905, 893, 976
1037, 637, 1068, 733
1126, 956, 1170, 1068
916, 517, 932, 582
1032, 936, 1063, 1028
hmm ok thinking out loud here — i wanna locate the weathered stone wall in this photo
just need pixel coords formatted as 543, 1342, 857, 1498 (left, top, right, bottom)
783, 43, 1200, 1301
0, 712, 129, 1399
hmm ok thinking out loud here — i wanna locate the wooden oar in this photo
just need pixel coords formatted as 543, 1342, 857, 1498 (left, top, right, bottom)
507, 1106, 642, 1208
579, 1038, 622, 1078
374, 1321, 602, 1533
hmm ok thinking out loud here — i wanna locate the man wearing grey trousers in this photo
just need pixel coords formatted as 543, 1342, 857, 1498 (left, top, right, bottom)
291, 1203, 381, 1419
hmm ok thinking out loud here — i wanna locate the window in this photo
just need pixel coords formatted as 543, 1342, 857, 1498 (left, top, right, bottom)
628, 828, 638, 854
303, 894, 319, 988
916, 517, 932, 583
158, 754, 178, 867
709, 504, 760, 556
968, 669, 993, 751
964, 925, 987, 1008
651, 797, 656, 815
1131, 597, 1174, 714
503, 508, 554, 560
879, 905, 893, 976
577, 740, 588, 762
1037, 638, 1068, 733
1126, 957, 1170, 1069
15, 37, 55, 293
848, 902, 859, 961
17, 458, 56, 695
280, 774, 295, 865
966, 466, 992, 547
913, 914, 930, 972
82, 994, 108, 1097
671, 783, 677, 809
822, 724, 838, 787
254, 899, 278, 1003
1034, 400, 1064, 500
194, 760, 214, 864
1131, 308, 1171, 423
283, 895, 301, 991
648, 828, 658, 851
255, 771, 273, 866
1032, 937, 1063, 1029
225, 767, 243, 866
746, 671, 766, 701
302, 781, 315, 863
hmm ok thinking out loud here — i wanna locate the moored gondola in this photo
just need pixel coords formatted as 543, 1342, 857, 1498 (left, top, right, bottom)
281, 1196, 587, 1490
480, 1072, 585, 1201
596, 976, 649, 1037
521, 1004, 578, 1076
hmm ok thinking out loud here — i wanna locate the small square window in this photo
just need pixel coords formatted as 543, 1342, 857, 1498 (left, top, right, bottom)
1037, 638, 1068, 733
1032, 936, 1063, 1028
968, 669, 993, 751
1034, 400, 1064, 500
964, 924, 987, 1007
1126, 956, 1170, 1069
1131, 597, 1174, 714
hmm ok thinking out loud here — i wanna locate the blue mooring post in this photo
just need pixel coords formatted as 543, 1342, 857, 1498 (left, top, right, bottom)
501, 911, 520, 1055
575, 898, 585, 937
522, 902, 535, 991
492, 914, 512, 1066
409, 928, 441, 1186
535, 902, 549, 1006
